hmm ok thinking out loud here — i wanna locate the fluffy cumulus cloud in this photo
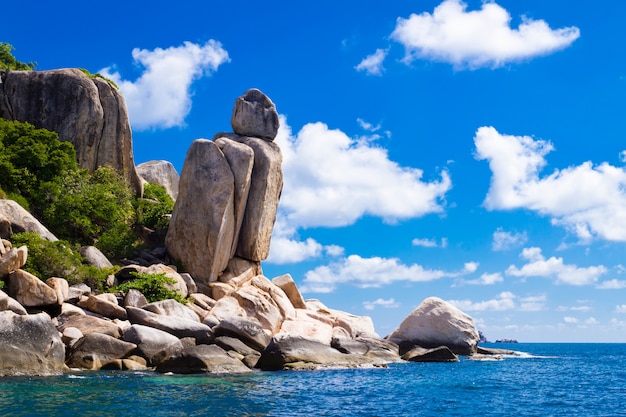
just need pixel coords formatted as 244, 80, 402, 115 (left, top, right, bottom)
101, 40, 229, 130
390, 0, 580, 69
492, 228, 527, 251
506, 247, 607, 286
363, 298, 400, 311
448, 291, 517, 312
475, 126, 626, 242
275, 116, 451, 229
300, 254, 474, 293
412, 237, 448, 248
267, 116, 450, 264
458, 272, 504, 286
596, 279, 626, 290
355, 48, 388, 75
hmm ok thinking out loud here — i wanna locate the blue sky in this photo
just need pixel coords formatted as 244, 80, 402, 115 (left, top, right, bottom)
4, 0, 626, 341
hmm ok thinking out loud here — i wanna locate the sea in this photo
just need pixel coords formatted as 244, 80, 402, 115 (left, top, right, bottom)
1, 343, 625, 417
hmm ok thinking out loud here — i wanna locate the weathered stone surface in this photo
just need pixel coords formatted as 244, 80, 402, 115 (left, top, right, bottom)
331, 336, 400, 363
0, 291, 27, 315
278, 310, 334, 345
0, 200, 57, 241
251, 275, 296, 320
188, 293, 216, 311
126, 306, 214, 344
0, 69, 141, 193
181, 273, 197, 295
387, 297, 479, 355
233, 284, 284, 335
206, 295, 246, 322
56, 311, 122, 338
231, 88, 279, 140
331, 309, 379, 339
136, 160, 180, 200
77, 294, 127, 320
214, 137, 254, 257
142, 299, 199, 322
67, 283, 91, 303
143, 264, 188, 298
123, 288, 149, 308
272, 274, 306, 309
0, 311, 65, 376
8, 269, 58, 307
45, 277, 69, 306
213, 316, 271, 352
234, 136, 283, 261
402, 345, 459, 363
155, 344, 251, 374
66, 333, 137, 370
166, 139, 235, 283
79, 246, 113, 269
122, 324, 184, 365
61, 326, 84, 346
0, 246, 27, 277
256, 335, 385, 371
218, 257, 262, 286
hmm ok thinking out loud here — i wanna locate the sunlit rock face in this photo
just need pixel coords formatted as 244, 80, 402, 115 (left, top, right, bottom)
0, 68, 141, 193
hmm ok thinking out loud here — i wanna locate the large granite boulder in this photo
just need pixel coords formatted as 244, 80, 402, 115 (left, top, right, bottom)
122, 324, 184, 365
165, 139, 235, 283
8, 269, 58, 307
231, 88, 279, 140
56, 310, 123, 338
0, 311, 65, 376
0, 68, 141, 193
66, 332, 137, 370
387, 297, 479, 355
0, 246, 27, 277
155, 344, 251, 374
136, 160, 180, 200
126, 306, 214, 344
0, 199, 58, 241
256, 335, 387, 371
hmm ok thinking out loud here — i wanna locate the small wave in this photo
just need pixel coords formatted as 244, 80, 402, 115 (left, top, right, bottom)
502, 351, 556, 359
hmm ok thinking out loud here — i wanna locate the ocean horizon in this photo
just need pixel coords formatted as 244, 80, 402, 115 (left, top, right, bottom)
1, 342, 624, 416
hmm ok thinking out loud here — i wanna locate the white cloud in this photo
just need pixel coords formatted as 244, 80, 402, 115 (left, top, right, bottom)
355, 48, 388, 75
596, 279, 626, 290
616, 305, 626, 313
363, 298, 400, 311
274, 116, 451, 229
475, 126, 626, 242
557, 305, 592, 312
506, 247, 607, 286
492, 228, 527, 251
519, 295, 546, 312
460, 272, 504, 286
101, 40, 229, 130
300, 254, 471, 293
448, 291, 516, 312
391, 0, 580, 69
563, 316, 578, 324
412, 237, 448, 248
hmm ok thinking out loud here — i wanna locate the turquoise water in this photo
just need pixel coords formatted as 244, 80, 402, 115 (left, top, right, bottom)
1, 343, 625, 416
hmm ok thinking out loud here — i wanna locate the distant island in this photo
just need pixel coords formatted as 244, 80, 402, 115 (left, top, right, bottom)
495, 339, 519, 343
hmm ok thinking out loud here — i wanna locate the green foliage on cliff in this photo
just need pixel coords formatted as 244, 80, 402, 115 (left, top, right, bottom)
136, 183, 175, 230
0, 118, 78, 207
9, 232, 114, 290
0, 42, 36, 70
112, 271, 186, 304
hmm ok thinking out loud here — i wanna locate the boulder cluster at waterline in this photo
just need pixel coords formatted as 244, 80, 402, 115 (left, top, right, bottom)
0, 71, 494, 375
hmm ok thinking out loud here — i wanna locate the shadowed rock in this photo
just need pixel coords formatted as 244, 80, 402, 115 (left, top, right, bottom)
231, 88, 279, 140
155, 344, 251, 374
0, 200, 57, 241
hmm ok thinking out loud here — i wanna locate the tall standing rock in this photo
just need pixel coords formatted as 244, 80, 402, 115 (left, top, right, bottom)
165, 140, 236, 283
0, 68, 141, 193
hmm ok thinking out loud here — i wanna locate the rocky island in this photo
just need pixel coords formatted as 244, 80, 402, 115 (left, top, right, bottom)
0, 66, 488, 376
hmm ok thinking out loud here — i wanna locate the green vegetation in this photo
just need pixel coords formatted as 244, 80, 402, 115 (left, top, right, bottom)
112, 271, 186, 304
0, 42, 36, 70
136, 183, 175, 230
9, 232, 115, 291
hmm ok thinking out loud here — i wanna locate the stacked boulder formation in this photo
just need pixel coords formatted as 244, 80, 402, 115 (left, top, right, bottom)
0, 84, 491, 376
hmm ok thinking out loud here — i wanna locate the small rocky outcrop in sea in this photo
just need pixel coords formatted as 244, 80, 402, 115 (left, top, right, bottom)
387, 296, 480, 356
136, 160, 180, 201
0, 68, 141, 193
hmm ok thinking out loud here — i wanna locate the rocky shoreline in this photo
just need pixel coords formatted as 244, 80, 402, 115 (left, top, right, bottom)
0, 71, 490, 376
